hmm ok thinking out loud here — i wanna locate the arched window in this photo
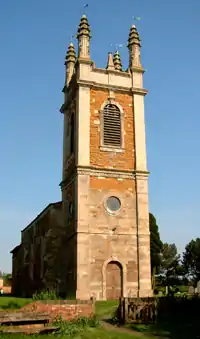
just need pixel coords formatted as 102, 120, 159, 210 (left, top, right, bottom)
70, 114, 74, 154
102, 104, 122, 148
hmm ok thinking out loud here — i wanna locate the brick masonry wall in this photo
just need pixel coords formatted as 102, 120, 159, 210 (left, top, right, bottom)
3, 286, 11, 294
90, 176, 135, 191
90, 88, 135, 170
21, 300, 94, 321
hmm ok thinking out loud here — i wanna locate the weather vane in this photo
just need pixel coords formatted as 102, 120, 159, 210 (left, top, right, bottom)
109, 43, 126, 53
109, 15, 141, 53
133, 16, 141, 22
69, 4, 89, 42
82, 4, 89, 15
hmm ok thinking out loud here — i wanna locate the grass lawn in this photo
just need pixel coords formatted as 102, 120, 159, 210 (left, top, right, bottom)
0, 296, 32, 309
74, 327, 150, 338
95, 300, 119, 318
0, 327, 151, 339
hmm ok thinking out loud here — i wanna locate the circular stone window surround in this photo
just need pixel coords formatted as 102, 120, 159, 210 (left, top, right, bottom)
103, 193, 122, 216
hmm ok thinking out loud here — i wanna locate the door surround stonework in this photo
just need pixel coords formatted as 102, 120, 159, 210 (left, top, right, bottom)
102, 257, 127, 300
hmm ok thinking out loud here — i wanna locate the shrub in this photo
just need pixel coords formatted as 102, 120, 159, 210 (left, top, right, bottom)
0, 301, 19, 309
32, 289, 58, 300
53, 315, 99, 336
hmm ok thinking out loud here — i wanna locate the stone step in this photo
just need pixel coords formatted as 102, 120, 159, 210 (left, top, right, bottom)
0, 312, 50, 324
0, 325, 59, 335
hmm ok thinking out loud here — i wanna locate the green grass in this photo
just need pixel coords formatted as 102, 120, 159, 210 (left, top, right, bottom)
95, 300, 119, 318
77, 327, 149, 338
0, 297, 32, 310
0, 328, 150, 339
125, 323, 170, 337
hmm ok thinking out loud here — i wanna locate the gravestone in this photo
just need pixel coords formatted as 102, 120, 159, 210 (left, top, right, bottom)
197, 281, 200, 294
188, 286, 195, 295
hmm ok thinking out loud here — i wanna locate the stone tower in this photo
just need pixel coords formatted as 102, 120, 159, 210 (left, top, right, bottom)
60, 16, 152, 300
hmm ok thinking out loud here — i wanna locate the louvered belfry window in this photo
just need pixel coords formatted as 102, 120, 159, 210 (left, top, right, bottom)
103, 104, 122, 147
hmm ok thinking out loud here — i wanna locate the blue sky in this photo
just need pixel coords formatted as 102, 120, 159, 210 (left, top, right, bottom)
0, 0, 199, 272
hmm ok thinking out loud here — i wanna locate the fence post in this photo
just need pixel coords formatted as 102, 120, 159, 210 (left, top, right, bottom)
123, 298, 129, 324
154, 298, 158, 323
119, 297, 124, 323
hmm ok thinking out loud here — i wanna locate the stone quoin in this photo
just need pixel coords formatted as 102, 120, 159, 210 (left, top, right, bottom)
11, 16, 153, 300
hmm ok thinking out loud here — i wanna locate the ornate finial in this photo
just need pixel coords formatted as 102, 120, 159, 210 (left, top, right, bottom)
127, 24, 142, 68
127, 25, 141, 49
76, 15, 91, 59
77, 14, 91, 39
65, 42, 76, 65
65, 42, 76, 86
113, 51, 122, 71
106, 52, 115, 70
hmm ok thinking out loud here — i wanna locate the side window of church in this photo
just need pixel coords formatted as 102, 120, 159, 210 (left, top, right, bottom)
70, 114, 74, 154
103, 104, 121, 147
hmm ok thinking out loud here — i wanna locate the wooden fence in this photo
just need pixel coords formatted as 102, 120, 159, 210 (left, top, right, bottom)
119, 297, 157, 324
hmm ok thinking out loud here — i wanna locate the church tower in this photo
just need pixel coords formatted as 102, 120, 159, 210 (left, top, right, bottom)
60, 16, 152, 300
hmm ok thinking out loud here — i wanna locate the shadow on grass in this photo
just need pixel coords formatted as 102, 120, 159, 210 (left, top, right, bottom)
155, 319, 200, 339
126, 314, 200, 339
125, 321, 200, 339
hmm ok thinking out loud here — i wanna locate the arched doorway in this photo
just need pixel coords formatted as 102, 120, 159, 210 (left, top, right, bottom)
106, 261, 122, 300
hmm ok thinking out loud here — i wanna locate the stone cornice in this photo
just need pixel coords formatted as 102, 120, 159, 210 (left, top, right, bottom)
60, 166, 150, 189
60, 88, 76, 113
77, 58, 93, 65
131, 87, 148, 96
77, 79, 130, 92
130, 66, 145, 74
135, 170, 150, 176
60, 104, 65, 113
60, 173, 76, 190
76, 79, 148, 95
76, 166, 135, 179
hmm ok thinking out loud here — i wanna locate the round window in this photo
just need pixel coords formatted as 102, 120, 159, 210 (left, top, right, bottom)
106, 196, 121, 213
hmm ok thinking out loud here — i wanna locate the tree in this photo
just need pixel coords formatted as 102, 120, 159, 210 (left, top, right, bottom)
160, 243, 181, 286
182, 238, 200, 284
2, 273, 12, 286
149, 213, 163, 275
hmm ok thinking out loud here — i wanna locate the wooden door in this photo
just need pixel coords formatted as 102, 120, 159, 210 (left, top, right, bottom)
106, 261, 122, 300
